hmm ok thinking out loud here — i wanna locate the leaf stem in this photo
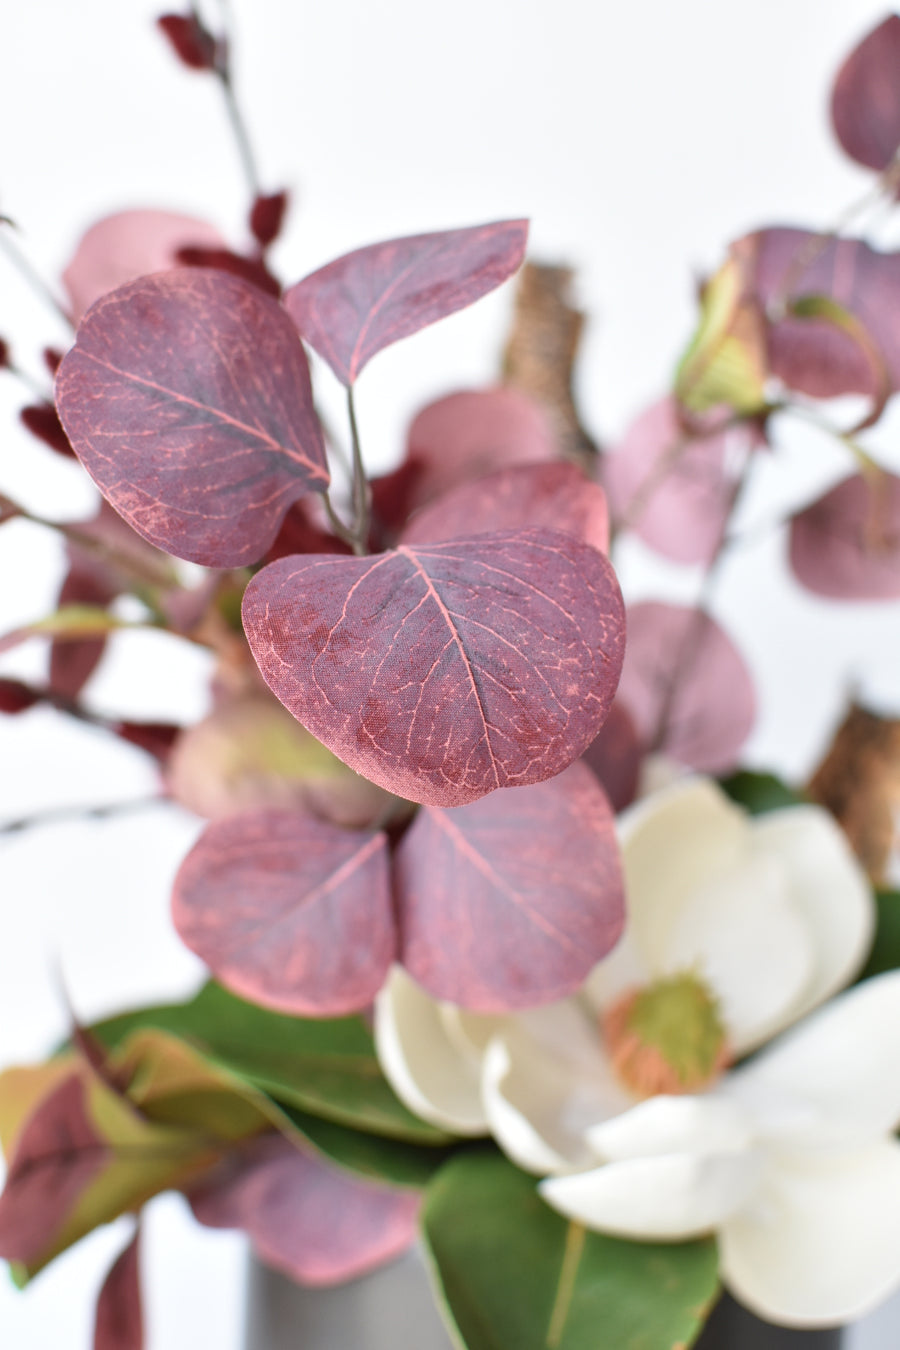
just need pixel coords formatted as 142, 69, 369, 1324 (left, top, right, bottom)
347, 385, 371, 556
0, 223, 74, 332
199, 0, 263, 200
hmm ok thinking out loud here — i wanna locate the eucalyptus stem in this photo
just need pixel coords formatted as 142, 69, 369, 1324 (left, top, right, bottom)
197, 0, 263, 200
0, 794, 172, 839
346, 386, 371, 553
0, 224, 74, 331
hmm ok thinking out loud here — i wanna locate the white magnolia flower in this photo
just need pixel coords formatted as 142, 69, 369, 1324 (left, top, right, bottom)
375, 777, 895, 1327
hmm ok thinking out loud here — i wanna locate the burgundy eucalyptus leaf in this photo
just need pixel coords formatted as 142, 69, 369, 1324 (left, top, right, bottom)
580, 699, 642, 812
397, 761, 623, 1010
20, 402, 76, 458
242, 529, 626, 807
618, 601, 756, 773
0, 338, 9, 369
265, 498, 353, 563
190, 1134, 420, 1286
174, 246, 281, 298
114, 720, 182, 763
601, 397, 757, 564
0, 677, 42, 714
43, 347, 63, 376
156, 13, 219, 72
172, 809, 394, 1015
831, 15, 900, 173
93, 1229, 143, 1350
401, 462, 608, 552
789, 470, 900, 600
55, 270, 329, 567
284, 221, 529, 385
0, 1073, 108, 1264
49, 567, 116, 700
62, 209, 225, 323
732, 227, 900, 398
250, 191, 290, 249
371, 387, 559, 536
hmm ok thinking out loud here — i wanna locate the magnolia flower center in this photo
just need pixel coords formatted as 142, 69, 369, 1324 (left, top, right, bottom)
602, 972, 730, 1097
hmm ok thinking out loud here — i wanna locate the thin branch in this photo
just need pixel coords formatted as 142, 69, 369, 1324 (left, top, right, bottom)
346, 385, 371, 556
0, 224, 74, 331
0, 795, 173, 839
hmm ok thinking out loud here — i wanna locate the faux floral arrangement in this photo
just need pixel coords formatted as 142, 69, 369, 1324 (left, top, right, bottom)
1, 8, 900, 1348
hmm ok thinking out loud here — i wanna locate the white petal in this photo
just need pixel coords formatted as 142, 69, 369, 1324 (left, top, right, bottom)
748, 806, 874, 1027
482, 1001, 633, 1174
540, 1149, 762, 1240
723, 972, 900, 1143
373, 967, 493, 1135
616, 780, 748, 975
657, 845, 815, 1055
720, 1140, 900, 1327
580, 929, 649, 1016
586, 1095, 753, 1162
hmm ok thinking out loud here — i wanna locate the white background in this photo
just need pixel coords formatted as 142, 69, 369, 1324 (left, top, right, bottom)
1, 1, 899, 1346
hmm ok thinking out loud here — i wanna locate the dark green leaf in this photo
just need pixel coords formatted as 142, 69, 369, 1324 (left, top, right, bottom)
92, 983, 448, 1144
858, 890, 900, 981
277, 1105, 459, 1189
717, 770, 805, 816
423, 1150, 719, 1350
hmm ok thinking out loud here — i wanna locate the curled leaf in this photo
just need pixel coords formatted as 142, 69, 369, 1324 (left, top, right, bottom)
155, 13, 220, 72
20, 402, 75, 458
284, 220, 529, 385
243, 530, 626, 807
250, 191, 290, 249
93, 1229, 143, 1350
56, 270, 329, 566
172, 810, 395, 1015
397, 761, 624, 1011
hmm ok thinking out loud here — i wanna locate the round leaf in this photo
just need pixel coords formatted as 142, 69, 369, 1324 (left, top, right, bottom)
396, 761, 625, 1011
789, 471, 900, 600
172, 810, 395, 1015
284, 221, 529, 385
618, 602, 755, 773
242, 529, 627, 807
56, 270, 329, 566
831, 15, 900, 173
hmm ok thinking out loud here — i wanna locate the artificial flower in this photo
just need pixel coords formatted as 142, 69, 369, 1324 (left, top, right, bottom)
375, 775, 884, 1325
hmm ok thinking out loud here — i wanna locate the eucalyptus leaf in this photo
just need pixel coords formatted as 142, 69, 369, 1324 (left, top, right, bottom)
92, 983, 449, 1144
423, 1150, 719, 1350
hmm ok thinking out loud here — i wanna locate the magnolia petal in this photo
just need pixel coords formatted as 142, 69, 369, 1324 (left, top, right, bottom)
482, 1002, 633, 1175
748, 806, 875, 1028
585, 1095, 753, 1163
720, 1140, 900, 1327
723, 972, 900, 1142
540, 1149, 761, 1240
373, 968, 491, 1135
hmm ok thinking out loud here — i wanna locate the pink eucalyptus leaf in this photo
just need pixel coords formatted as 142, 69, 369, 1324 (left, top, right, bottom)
602, 397, 755, 564
401, 461, 608, 552
93, 1229, 143, 1350
580, 698, 643, 812
732, 227, 900, 398
284, 221, 529, 385
831, 15, 900, 173
172, 810, 395, 1015
190, 1135, 420, 1286
618, 601, 756, 773
0, 1074, 108, 1265
242, 529, 626, 808
62, 209, 225, 322
55, 270, 329, 567
789, 470, 900, 599
397, 760, 624, 1011
372, 387, 560, 535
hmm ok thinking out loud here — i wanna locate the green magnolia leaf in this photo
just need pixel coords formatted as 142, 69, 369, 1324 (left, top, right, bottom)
279, 1105, 458, 1189
858, 890, 900, 981
93, 983, 449, 1144
717, 770, 805, 816
423, 1150, 719, 1350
